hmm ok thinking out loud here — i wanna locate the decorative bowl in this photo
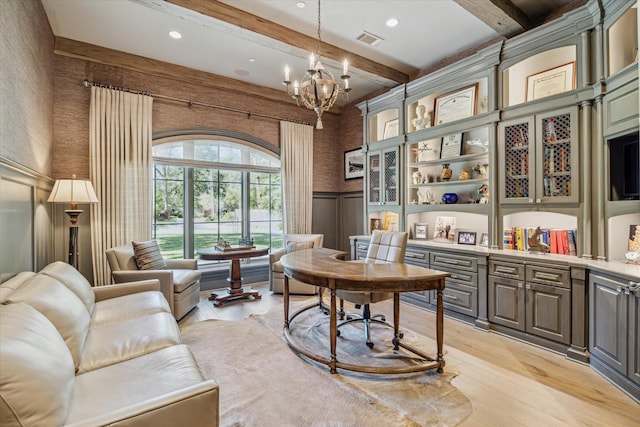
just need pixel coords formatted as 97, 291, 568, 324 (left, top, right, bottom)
442, 193, 458, 204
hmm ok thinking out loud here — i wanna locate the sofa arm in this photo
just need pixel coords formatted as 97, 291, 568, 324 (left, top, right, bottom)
165, 259, 198, 270
111, 270, 174, 312
93, 279, 161, 302
65, 380, 219, 427
269, 248, 286, 265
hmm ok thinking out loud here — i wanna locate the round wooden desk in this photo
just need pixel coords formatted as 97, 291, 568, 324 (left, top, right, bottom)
280, 247, 449, 374
198, 245, 269, 307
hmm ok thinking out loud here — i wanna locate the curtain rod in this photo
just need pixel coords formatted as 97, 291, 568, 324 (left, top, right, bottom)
82, 79, 313, 127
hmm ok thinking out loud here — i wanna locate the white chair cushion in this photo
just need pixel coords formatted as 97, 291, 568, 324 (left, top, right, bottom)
90, 291, 171, 327
40, 261, 96, 314
0, 303, 75, 427
172, 269, 201, 293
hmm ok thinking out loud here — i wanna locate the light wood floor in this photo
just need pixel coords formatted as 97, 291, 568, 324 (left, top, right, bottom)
179, 282, 640, 427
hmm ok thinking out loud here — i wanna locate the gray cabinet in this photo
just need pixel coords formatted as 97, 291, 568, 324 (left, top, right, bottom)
589, 272, 640, 400
489, 258, 571, 345
367, 146, 400, 206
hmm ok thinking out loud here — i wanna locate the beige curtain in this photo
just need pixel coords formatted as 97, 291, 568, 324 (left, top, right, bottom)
89, 86, 154, 285
280, 121, 314, 234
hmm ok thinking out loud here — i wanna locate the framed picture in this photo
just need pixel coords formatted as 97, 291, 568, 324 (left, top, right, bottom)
370, 218, 382, 234
479, 232, 489, 247
440, 133, 463, 159
414, 223, 428, 240
434, 84, 478, 126
526, 62, 575, 101
433, 216, 457, 243
457, 231, 477, 245
383, 118, 399, 139
344, 148, 364, 180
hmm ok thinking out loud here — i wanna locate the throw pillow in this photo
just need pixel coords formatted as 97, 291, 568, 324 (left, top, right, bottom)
132, 240, 167, 270
285, 240, 314, 253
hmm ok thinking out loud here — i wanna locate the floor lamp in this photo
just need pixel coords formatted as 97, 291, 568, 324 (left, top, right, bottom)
48, 175, 99, 269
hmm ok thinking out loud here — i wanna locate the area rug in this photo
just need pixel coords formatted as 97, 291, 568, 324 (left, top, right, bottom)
181, 301, 472, 426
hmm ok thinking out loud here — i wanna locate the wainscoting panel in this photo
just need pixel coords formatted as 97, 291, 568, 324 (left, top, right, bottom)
0, 160, 54, 282
312, 193, 339, 250
339, 192, 364, 255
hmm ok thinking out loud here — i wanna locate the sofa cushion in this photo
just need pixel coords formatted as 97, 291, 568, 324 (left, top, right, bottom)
0, 303, 75, 427
132, 240, 167, 270
90, 290, 171, 327
4, 274, 90, 370
78, 311, 181, 374
272, 260, 284, 274
67, 345, 213, 426
40, 261, 96, 314
173, 269, 201, 293
0, 271, 35, 303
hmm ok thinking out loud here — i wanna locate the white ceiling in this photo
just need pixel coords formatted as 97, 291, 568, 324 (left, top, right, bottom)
41, 0, 565, 104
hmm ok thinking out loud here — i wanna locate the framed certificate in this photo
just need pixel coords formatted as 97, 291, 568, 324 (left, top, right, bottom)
440, 133, 463, 159
526, 62, 575, 101
434, 84, 477, 125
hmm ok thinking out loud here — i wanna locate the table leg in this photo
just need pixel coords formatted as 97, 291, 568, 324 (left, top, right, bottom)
392, 292, 400, 350
436, 283, 445, 373
209, 259, 261, 307
329, 284, 337, 374
284, 276, 290, 328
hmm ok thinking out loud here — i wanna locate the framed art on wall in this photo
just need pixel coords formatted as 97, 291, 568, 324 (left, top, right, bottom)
344, 148, 364, 180
526, 62, 575, 101
434, 84, 477, 126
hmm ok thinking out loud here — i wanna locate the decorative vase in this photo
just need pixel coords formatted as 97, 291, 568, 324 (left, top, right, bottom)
441, 164, 453, 181
442, 193, 458, 204
459, 169, 470, 180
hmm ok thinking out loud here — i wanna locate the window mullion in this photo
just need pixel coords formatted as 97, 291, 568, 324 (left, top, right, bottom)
185, 168, 195, 258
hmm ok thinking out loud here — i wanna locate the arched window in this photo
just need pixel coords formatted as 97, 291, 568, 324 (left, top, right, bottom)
152, 133, 282, 262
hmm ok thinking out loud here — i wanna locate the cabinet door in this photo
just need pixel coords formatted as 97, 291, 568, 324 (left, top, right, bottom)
536, 108, 579, 203
499, 117, 535, 204
489, 275, 525, 331
367, 152, 381, 205
526, 282, 571, 344
629, 286, 640, 385
382, 147, 399, 205
589, 274, 628, 375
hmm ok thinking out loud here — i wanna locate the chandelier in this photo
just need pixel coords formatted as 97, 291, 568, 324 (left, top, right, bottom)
282, 0, 351, 129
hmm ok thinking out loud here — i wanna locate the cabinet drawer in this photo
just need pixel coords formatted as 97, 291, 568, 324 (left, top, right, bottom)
526, 264, 570, 288
434, 265, 477, 287
489, 259, 525, 280
431, 252, 477, 272
355, 242, 369, 252
437, 282, 477, 317
404, 249, 429, 267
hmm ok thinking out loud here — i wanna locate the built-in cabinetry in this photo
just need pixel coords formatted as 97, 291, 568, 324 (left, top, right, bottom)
367, 146, 399, 206
498, 107, 579, 205
589, 271, 640, 400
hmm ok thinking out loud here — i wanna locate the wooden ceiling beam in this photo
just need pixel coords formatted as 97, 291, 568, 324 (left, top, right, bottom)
453, 0, 532, 38
166, 0, 409, 84
53, 36, 343, 112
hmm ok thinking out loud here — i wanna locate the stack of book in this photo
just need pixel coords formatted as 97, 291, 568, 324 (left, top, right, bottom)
503, 227, 577, 256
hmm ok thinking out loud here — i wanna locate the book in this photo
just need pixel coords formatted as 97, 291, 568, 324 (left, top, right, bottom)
503, 229, 514, 250
567, 229, 577, 256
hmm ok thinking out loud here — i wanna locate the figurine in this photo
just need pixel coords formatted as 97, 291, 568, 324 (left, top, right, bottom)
473, 163, 489, 178
411, 104, 432, 130
412, 171, 422, 185
477, 183, 489, 204
217, 237, 230, 248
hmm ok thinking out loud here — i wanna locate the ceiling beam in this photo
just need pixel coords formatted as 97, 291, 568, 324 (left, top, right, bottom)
166, 0, 410, 84
453, 0, 532, 38
53, 37, 344, 112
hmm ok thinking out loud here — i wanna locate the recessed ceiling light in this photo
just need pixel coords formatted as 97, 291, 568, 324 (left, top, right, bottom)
386, 18, 399, 28
296, 2, 306, 8
248, 57, 256, 63
169, 30, 182, 39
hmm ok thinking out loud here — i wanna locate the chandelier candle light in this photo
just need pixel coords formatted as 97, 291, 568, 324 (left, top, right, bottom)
282, 0, 351, 129
48, 175, 99, 269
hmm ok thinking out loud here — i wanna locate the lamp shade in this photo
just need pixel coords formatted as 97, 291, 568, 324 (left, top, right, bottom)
48, 177, 99, 204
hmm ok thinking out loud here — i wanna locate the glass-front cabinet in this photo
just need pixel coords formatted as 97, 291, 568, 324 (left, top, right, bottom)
368, 146, 399, 206
499, 106, 579, 205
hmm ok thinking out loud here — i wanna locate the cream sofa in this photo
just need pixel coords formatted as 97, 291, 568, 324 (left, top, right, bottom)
0, 261, 218, 427
269, 234, 324, 295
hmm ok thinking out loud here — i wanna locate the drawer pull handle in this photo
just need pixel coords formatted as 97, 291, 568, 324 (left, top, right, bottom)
535, 272, 559, 281
440, 259, 459, 265
496, 266, 517, 274
405, 252, 424, 259
443, 294, 458, 300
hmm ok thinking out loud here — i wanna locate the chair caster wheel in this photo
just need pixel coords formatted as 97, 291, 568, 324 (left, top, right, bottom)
366, 341, 374, 349
399, 332, 404, 339
380, 316, 386, 322
336, 329, 341, 337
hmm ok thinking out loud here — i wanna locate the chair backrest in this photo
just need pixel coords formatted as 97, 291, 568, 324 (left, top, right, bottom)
283, 234, 324, 249
365, 230, 408, 264
105, 245, 139, 272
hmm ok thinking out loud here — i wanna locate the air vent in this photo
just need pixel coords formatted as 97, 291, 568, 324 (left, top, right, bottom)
357, 31, 384, 46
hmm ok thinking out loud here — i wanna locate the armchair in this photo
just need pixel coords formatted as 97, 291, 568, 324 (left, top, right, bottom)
269, 234, 324, 295
336, 230, 408, 348
105, 244, 201, 320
